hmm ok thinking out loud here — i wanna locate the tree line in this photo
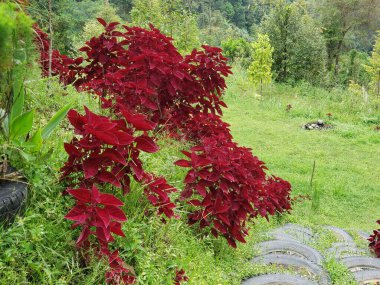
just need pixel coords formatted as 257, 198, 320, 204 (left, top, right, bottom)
27, 0, 380, 93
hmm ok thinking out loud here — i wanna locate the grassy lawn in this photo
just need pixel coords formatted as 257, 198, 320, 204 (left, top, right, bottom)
224, 66, 380, 232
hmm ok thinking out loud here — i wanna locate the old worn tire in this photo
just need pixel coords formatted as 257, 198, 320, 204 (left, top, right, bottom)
256, 240, 324, 265
324, 226, 354, 243
241, 274, 317, 285
341, 256, 380, 271
353, 270, 380, 284
252, 254, 330, 285
0, 171, 28, 224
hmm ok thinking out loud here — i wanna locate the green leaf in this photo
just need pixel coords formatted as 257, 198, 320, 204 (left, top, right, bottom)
42, 103, 72, 139
10, 81, 25, 123
19, 150, 34, 161
27, 128, 43, 152
10, 110, 34, 140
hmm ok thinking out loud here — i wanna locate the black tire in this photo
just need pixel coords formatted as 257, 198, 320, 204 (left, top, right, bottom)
352, 270, 380, 284
252, 254, 330, 285
341, 256, 380, 271
241, 274, 317, 285
0, 170, 28, 224
256, 240, 324, 265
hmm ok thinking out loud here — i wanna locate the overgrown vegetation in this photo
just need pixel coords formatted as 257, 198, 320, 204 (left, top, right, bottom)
0, 0, 379, 284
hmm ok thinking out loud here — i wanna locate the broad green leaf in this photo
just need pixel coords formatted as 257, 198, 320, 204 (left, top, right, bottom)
10, 110, 34, 140
42, 103, 72, 139
27, 128, 43, 152
10, 82, 25, 123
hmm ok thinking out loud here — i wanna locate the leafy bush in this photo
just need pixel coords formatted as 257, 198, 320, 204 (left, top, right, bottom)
35, 18, 292, 284
221, 38, 252, 67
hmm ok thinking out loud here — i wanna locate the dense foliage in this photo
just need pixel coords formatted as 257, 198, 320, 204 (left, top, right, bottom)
33, 18, 292, 284
261, 1, 327, 84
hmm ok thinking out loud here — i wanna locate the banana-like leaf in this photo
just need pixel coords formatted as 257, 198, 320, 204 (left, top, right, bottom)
10, 110, 34, 140
42, 103, 72, 139
10, 82, 25, 123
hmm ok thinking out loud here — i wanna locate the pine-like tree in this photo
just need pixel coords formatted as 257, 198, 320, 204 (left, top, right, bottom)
248, 33, 273, 96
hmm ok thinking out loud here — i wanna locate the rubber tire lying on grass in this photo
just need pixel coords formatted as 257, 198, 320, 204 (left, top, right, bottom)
0, 167, 28, 224
241, 274, 317, 285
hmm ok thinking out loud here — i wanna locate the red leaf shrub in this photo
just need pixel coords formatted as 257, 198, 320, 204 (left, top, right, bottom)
369, 220, 380, 257
34, 26, 81, 85
175, 137, 291, 247
34, 18, 292, 284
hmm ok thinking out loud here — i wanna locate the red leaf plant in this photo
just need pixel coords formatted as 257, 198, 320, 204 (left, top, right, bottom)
369, 220, 380, 258
61, 106, 176, 283
174, 268, 189, 285
34, 18, 292, 284
34, 26, 81, 85
175, 137, 291, 248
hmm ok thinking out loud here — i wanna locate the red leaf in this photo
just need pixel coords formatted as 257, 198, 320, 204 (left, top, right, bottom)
97, 171, 122, 188
83, 158, 98, 179
120, 108, 157, 131
64, 143, 81, 157
97, 17, 107, 27
96, 207, 111, 228
101, 149, 126, 165
67, 188, 91, 203
65, 205, 87, 222
99, 193, 124, 206
135, 135, 159, 153
110, 221, 125, 237
115, 131, 135, 145
174, 159, 191, 167
107, 206, 127, 221
77, 226, 91, 245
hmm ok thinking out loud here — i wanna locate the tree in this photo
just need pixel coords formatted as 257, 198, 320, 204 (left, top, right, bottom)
28, 0, 106, 54
261, 1, 327, 84
312, 0, 380, 76
131, 0, 199, 53
364, 31, 380, 107
72, 2, 122, 51
248, 34, 273, 95
221, 38, 252, 67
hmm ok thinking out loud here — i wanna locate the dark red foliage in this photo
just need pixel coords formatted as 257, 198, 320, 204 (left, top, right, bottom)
61, 106, 177, 284
38, 17, 293, 284
34, 26, 81, 85
174, 268, 189, 285
175, 137, 291, 247
73, 20, 231, 131
369, 220, 380, 258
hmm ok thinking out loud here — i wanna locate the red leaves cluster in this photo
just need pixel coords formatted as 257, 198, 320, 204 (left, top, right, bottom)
175, 138, 291, 247
173, 268, 189, 285
34, 26, 81, 85
369, 220, 380, 258
34, 18, 292, 284
61, 106, 176, 283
